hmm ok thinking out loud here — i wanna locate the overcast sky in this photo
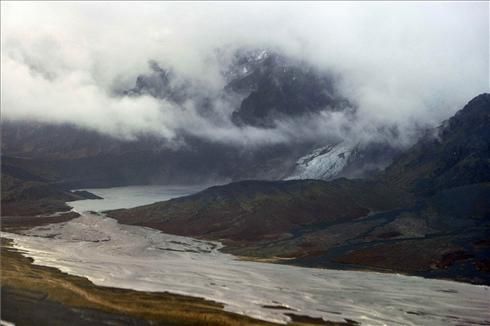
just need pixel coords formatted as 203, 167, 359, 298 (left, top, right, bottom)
1, 1, 488, 146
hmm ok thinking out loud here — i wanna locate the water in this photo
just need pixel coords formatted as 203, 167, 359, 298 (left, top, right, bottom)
2, 186, 489, 325
68, 184, 208, 211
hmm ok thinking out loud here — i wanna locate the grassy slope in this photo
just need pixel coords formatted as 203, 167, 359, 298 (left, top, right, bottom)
108, 181, 490, 284
1, 166, 79, 216
108, 179, 411, 242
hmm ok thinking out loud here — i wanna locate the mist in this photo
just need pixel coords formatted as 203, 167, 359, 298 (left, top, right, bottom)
1, 1, 488, 148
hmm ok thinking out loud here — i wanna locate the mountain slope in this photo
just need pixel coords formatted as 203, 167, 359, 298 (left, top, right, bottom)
383, 93, 490, 194
1, 125, 309, 188
1, 49, 402, 185
109, 179, 410, 242
1, 162, 85, 216
228, 52, 352, 128
108, 93, 490, 284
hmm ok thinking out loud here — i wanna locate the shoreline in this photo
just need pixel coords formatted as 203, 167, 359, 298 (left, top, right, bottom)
2, 224, 353, 326
3, 213, 490, 326
1, 238, 284, 326
2, 193, 489, 326
3, 208, 488, 289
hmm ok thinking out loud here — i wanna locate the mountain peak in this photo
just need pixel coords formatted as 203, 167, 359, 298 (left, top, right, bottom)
445, 93, 490, 132
384, 93, 490, 194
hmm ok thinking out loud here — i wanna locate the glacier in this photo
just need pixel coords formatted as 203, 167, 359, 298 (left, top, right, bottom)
286, 142, 353, 180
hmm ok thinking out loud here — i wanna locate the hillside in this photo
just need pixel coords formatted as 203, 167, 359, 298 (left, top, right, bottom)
1, 162, 84, 216
108, 179, 410, 241
383, 93, 490, 194
108, 93, 490, 284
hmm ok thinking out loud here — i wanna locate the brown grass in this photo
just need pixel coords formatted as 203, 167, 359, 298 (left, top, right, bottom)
1, 238, 274, 325
1, 238, 351, 325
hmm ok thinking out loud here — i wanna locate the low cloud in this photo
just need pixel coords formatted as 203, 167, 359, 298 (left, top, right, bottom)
1, 2, 488, 148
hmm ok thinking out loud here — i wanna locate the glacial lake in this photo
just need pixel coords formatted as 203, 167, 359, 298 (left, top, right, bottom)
2, 185, 489, 325
68, 184, 209, 211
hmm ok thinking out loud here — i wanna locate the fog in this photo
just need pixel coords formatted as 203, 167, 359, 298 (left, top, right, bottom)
1, 2, 488, 147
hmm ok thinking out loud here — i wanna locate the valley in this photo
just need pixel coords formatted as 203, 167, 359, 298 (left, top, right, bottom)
2, 186, 489, 325
2, 3, 489, 324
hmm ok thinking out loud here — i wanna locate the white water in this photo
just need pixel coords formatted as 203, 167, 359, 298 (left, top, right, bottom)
2, 186, 489, 325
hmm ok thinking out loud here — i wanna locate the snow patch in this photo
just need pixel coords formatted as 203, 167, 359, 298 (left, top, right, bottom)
287, 142, 353, 180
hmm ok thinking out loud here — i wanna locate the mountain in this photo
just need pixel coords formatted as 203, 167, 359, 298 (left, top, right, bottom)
121, 61, 189, 103
1, 121, 309, 188
226, 51, 353, 128
108, 93, 490, 284
383, 93, 490, 195
2, 49, 395, 187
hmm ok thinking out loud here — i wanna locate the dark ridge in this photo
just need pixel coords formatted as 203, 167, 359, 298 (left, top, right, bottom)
71, 191, 103, 200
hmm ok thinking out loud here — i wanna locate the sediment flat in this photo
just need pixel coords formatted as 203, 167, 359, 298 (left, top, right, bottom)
1, 238, 280, 326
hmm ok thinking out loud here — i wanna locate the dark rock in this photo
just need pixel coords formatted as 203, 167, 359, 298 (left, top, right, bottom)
71, 190, 103, 200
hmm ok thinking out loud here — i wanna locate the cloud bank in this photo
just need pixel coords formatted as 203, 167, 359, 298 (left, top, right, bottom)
1, 1, 488, 147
